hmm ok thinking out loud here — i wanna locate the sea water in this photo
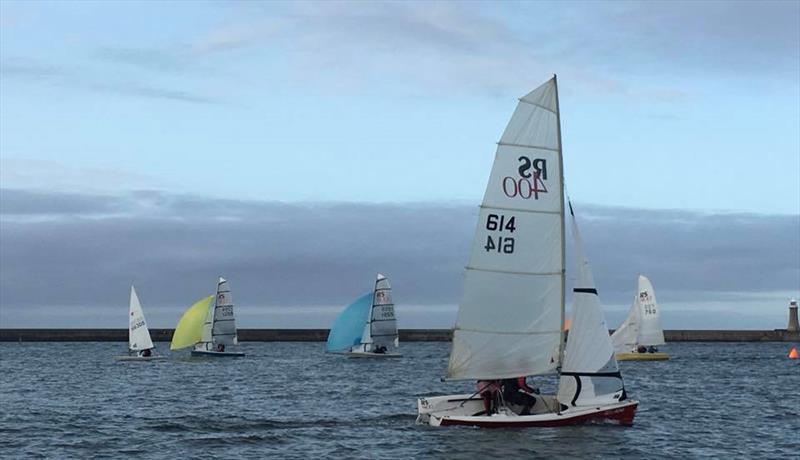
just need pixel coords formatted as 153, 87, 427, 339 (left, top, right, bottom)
0, 342, 797, 458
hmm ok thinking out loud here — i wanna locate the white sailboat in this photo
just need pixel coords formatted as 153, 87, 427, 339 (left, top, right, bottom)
170, 277, 245, 357
611, 275, 669, 361
116, 286, 165, 361
416, 76, 637, 428
326, 274, 402, 358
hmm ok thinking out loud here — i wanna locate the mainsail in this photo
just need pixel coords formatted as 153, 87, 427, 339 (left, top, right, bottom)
212, 277, 238, 345
363, 274, 399, 351
611, 275, 665, 352
557, 204, 626, 407
195, 277, 238, 350
128, 286, 154, 351
446, 77, 565, 380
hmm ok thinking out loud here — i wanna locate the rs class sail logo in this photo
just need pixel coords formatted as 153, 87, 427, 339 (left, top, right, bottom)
503, 156, 548, 199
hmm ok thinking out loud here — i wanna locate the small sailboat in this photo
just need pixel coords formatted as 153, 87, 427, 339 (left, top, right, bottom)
170, 277, 245, 357
611, 275, 669, 361
116, 286, 165, 361
416, 76, 637, 428
326, 274, 401, 358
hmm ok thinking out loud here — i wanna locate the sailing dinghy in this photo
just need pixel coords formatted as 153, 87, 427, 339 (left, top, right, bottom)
416, 76, 637, 428
116, 286, 165, 361
611, 275, 669, 361
326, 274, 401, 358
170, 277, 245, 357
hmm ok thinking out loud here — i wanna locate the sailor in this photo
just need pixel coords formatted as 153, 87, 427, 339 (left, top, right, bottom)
501, 377, 538, 415
374, 345, 387, 354
647, 346, 657, 353
217, 344, 225, 352
140, 349, 152, 357
636, 345, 647, 353
476, 380, 500, 415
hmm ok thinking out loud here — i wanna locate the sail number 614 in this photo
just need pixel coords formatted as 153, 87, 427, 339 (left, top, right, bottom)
485, 213, 516, 253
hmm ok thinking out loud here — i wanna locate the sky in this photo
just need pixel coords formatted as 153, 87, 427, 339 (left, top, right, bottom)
1, 0, 798, 329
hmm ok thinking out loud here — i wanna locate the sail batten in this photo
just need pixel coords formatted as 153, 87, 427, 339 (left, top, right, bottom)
496, 142, 560, 152
466, 267, 562, 276
446, 77, 564, 381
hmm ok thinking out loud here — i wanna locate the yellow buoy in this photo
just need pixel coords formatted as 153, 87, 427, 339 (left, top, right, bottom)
789, 347, 799, 359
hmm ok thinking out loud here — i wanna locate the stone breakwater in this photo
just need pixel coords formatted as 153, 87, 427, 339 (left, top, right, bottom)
1, 329, 799, 342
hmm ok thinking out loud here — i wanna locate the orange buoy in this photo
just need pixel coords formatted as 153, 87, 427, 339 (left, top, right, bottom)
790, 347, 799, 359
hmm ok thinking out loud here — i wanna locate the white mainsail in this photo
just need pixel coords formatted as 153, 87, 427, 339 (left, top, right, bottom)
128, 285, 154, 351
611, 275, 665, 352
557, 205, 625, 407
212, 277, 238, 345
196, 277, 238, 350
362, 273, 398, 351
446, 77, 565, 380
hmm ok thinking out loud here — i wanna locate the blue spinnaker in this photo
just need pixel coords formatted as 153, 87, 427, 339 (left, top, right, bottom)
326, 292, 372, 352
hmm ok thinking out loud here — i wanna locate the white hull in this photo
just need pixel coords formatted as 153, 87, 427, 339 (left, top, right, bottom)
417, 393, 637, 428
346, 351, 402, 358
191, 350, 245, 357
115, 355, 166, 362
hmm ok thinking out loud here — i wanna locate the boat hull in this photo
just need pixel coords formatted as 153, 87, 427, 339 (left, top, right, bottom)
115, 356, 166, 362
347, 351, 402, 358
616, 352, 669, 361
417, 393, 637, 428
191, 350, 246, 357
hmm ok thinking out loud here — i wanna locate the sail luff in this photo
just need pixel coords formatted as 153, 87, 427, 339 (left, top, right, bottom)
554, 74, 566, 369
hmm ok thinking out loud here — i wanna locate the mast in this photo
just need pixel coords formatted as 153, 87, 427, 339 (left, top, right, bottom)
554, 74, 567, 369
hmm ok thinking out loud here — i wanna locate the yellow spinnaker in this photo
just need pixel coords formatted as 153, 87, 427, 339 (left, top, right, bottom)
170, 295, 213, 350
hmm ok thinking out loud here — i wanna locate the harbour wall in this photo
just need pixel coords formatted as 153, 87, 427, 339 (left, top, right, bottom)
1, 329, 799, 342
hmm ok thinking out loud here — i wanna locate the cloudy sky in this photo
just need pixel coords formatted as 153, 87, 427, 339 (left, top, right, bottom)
1, 1, 798, 329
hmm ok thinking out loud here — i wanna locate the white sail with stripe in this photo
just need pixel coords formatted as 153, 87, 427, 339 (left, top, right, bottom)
557, 205, 625, 407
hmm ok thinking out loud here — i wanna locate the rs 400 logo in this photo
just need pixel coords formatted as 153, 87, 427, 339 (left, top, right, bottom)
503, 156, 548, 199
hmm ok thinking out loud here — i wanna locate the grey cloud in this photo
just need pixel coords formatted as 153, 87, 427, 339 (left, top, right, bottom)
1, 189, 797, 327
0, 189, 130, 216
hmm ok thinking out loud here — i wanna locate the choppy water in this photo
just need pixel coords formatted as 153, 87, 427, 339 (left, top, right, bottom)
0, 342, 797, 458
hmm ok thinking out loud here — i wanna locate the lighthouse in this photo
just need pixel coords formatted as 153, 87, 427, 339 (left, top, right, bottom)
788, 299, 799, 332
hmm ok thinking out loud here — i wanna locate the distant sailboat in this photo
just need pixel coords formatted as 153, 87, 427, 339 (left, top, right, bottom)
611, 275, 668, 361
116, 286, 165, 361
170, 277, 245, 357
326, 274, 401, 358
416, 76, 637, 428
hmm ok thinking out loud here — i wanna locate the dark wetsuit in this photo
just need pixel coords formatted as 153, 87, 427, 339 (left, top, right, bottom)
501, 377, 537, 415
